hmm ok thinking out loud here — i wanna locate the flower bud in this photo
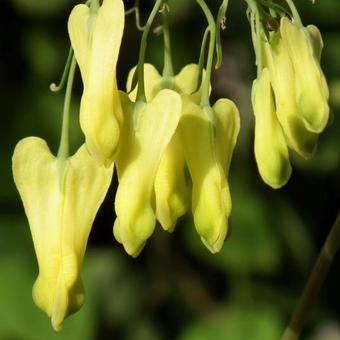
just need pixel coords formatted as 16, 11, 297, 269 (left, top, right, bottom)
252, 68, 291, 188
280, 17, 329, 133
264, 33, 318, 159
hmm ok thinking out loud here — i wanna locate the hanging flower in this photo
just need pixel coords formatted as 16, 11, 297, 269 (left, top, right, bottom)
68, 0, 125, 166
263, 31, 318, 160
126, 63, 204, 231
179, 95, 240, 252
252, 68, 292, 189
12, 137, 113, 331
280, 17, 329, 133
113, 89, 181, 256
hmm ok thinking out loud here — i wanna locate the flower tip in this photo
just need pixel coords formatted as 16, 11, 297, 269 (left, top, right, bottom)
51, 317, 64, 332
201, 237, 223, 254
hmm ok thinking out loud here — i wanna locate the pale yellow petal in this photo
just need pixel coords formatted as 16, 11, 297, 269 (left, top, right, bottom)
214, 98, 240, 173
179, 95, 230, 253
68, 4, 90, 83
12, 138, 113, 331
114, 90, 181, 256
280, 18, 329, 133
252, 68, 291, 188
307, 25, 323, 61
72, 0, 125, 166
126, 63, 162, 101
174, 64, 200, 94
264, 36, 318, 159
154, 132, 188, 231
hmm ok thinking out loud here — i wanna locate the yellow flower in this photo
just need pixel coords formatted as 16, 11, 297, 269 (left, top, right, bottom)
113, 89, 181, 256
263, 32, 318, 159
179, 94, 240, 253
12, 137, 113, 331
280, 17, 329, 133
68, 0, 124, 166
252, 68, 291, 188
126, 63, 204, 102
126, 64, 204, 231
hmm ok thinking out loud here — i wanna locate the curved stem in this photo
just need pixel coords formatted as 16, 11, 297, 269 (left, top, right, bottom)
284, 0, 302, 26
136, 0, 164, 102
57, 56, 77, 159
162, 1, 174, 77
125, 0, 145, 31
196, 0, 215, 107
282, 213, 340, 340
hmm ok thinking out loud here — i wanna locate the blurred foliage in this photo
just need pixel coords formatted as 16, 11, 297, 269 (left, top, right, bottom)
0, 0, 339, 339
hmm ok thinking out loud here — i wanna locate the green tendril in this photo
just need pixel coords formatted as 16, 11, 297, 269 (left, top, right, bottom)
136, 0, 164, 103
57, 56, 77, 159
196, 0, 216, 108
50, 48, 73, 93
125, 0, 146, 31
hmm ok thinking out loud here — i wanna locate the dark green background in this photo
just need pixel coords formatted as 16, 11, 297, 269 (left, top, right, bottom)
0, 0, 339, 339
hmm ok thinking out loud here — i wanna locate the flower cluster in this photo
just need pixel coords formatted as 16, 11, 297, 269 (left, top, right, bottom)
12, 0, 329, 331
250, 7, 329, 188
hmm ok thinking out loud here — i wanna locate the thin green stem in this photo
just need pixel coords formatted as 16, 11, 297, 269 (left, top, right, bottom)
246, 0, 263, 77
90, 0, 99, 13
284, 0, 302, 26
136, 0, 164, 102
195, 27, 209, 93
57, 56, 77, 159
281, 213, 340, 340
196, 0, 215, 107
50, 48, 73, 93
215, 0, 230, 69
162, 1, 174, 77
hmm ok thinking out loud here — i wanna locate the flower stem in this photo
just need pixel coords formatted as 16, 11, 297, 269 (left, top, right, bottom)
196, 0, 216, 108
136, 0, 164, 102
246, 0, 263, 77
284, 0, 302, 26
281, 212, 340, 340
57, 55, 76, 159
162, 1, 174, 78
215, 0, 230, 69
